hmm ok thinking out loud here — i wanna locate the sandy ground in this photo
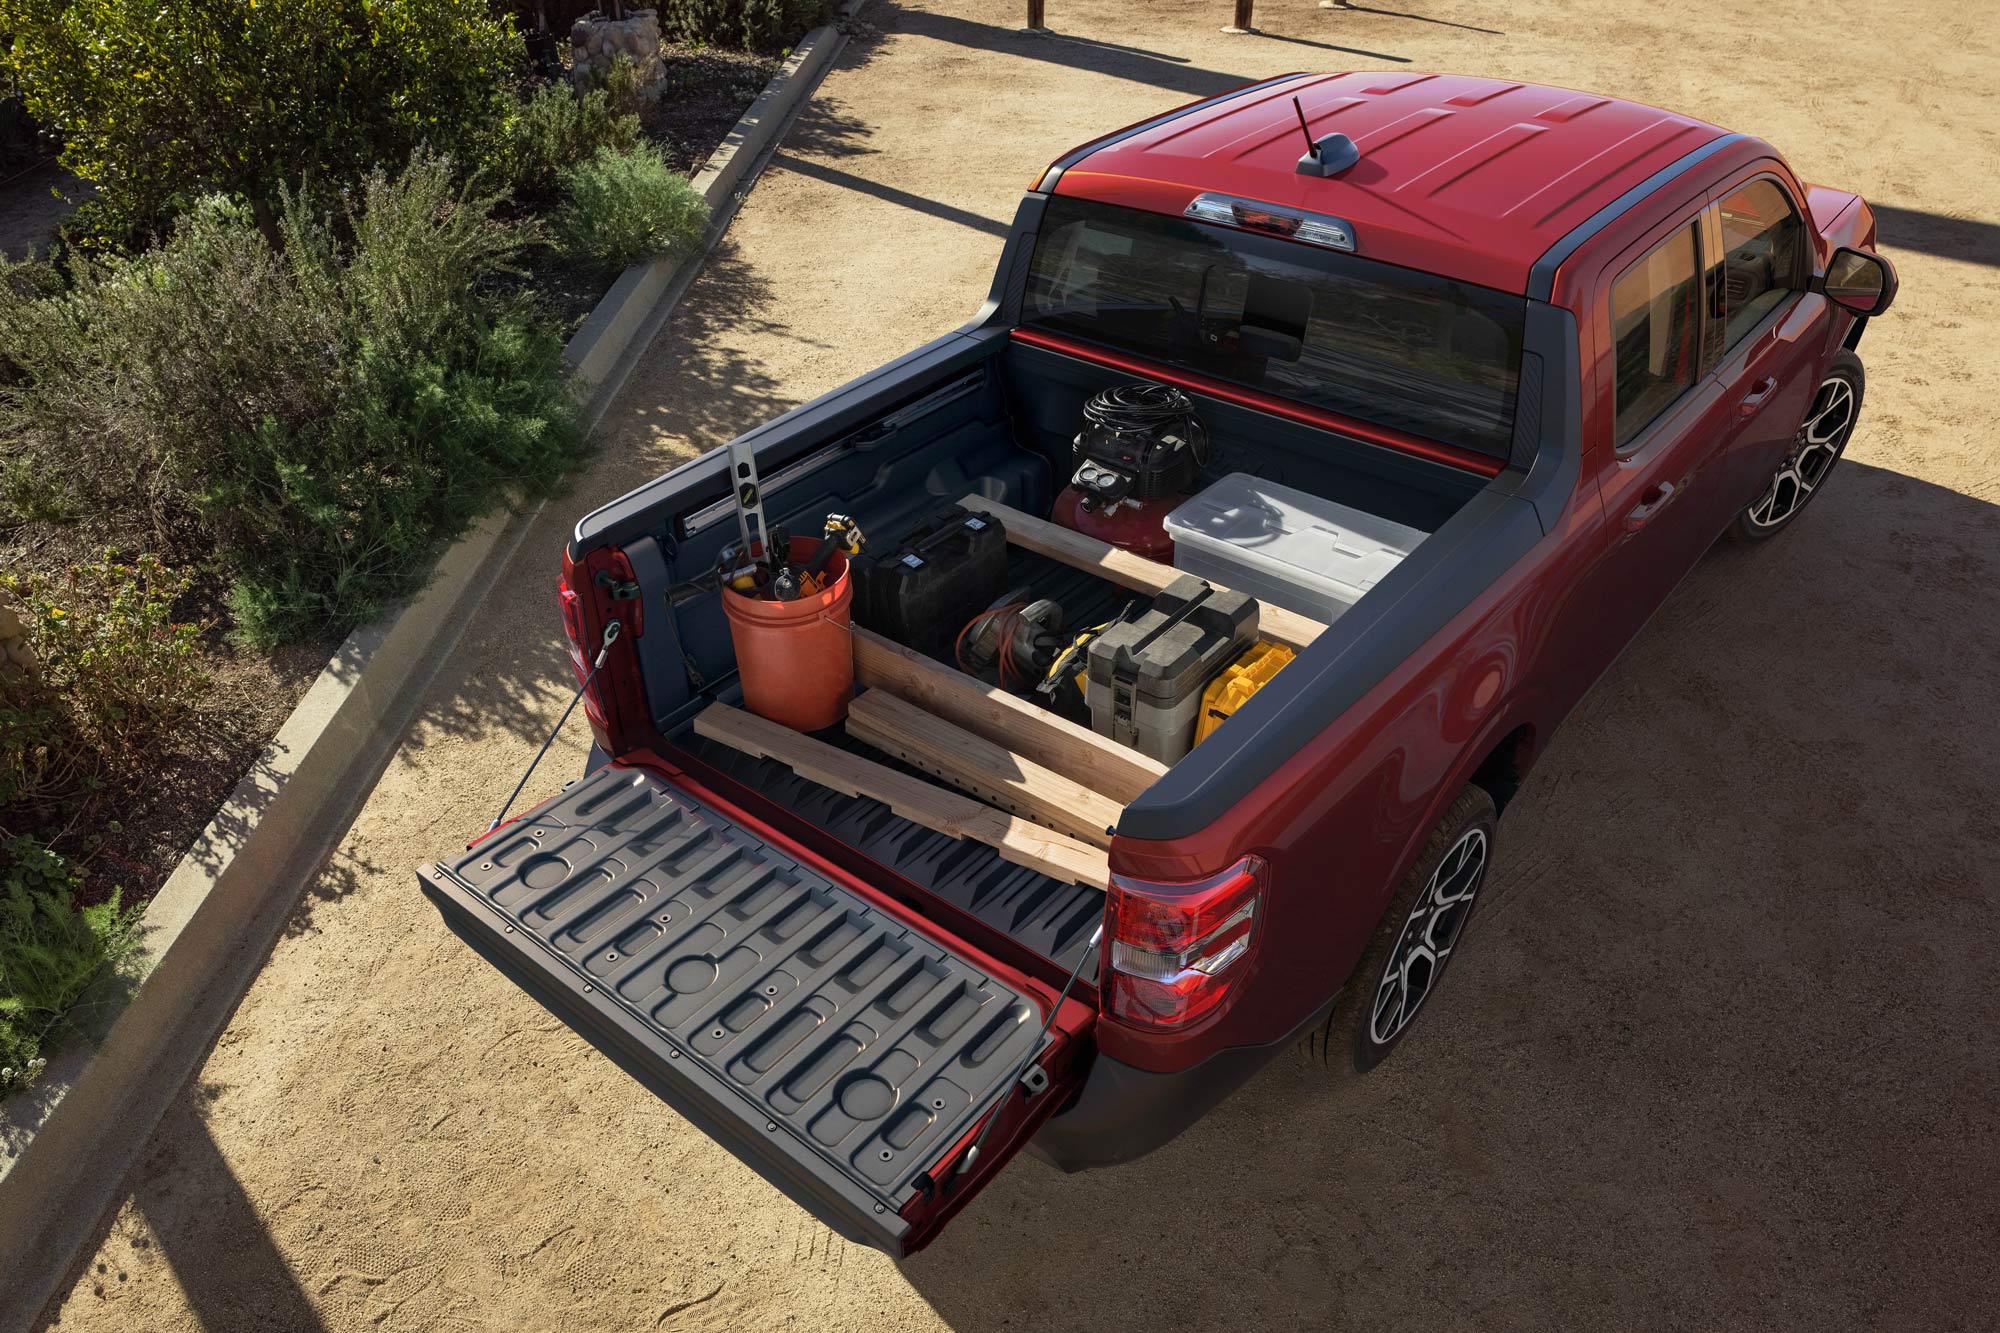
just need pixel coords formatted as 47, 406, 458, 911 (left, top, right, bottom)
35, 0, 2000, 1328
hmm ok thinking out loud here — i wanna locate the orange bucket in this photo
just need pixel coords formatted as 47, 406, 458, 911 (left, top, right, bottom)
721, 535, 854, 731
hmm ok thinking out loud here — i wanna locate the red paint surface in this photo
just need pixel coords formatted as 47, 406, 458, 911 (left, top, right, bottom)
1045, 71, 1732, 294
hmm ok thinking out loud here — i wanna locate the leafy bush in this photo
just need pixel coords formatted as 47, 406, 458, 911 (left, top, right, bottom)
0, 695, 79, 819
3, 555, 206, 754
556, 145, 710, 272
0, 154, 584, 646
658, 0, 833, 53
495, 70, 643, 204
0, 835, 144, 1097
0, 0, 522, 246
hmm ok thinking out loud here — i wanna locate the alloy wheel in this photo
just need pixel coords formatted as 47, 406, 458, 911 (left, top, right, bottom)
1368, 827, 1488, 1047
1746, 376, 1856, 530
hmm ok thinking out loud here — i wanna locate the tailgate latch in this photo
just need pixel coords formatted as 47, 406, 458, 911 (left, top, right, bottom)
1018, 1064, 1050, 1097
594, 571, 640, 600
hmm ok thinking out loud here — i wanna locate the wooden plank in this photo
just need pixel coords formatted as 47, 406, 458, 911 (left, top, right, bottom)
692, 703, 1109, 890
849, 624, 1164, 804
846, 690, 1122, 849
959, 494, 1328, 652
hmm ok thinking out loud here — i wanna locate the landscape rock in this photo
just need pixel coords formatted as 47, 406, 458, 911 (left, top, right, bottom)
570, 8, 667, 101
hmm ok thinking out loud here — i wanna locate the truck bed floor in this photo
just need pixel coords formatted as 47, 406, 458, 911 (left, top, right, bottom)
678, 730, 1104, 971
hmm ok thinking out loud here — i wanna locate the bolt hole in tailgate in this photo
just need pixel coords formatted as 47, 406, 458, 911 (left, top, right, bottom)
419, 761, 1094, 1255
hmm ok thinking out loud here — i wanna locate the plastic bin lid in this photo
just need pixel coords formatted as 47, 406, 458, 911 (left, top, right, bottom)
1165, 472, 1426, 602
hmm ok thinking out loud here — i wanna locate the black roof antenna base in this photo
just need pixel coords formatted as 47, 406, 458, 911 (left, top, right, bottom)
1291, 95, 1362, 177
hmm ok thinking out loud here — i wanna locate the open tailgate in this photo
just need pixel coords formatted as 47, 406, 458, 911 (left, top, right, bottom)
419, 762, 1091, 1255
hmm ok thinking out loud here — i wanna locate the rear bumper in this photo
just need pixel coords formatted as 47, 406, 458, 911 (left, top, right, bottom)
1029, 992, 1339, 1172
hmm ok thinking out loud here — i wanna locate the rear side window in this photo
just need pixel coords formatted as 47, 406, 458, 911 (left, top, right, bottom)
1610, 223, 1702, 448
1717, 179, 1805, 349
1022, 196, 1526, 457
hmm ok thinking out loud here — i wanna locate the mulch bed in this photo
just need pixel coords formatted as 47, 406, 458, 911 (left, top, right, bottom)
644, 47, 783, 175
2, 528, 329, 912
534, 45, 783, 336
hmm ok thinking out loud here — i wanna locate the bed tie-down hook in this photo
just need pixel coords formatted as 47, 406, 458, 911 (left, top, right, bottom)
487, 620, 621, 832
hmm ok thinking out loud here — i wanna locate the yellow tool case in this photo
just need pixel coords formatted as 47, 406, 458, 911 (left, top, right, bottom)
1195, 641, 1296, 745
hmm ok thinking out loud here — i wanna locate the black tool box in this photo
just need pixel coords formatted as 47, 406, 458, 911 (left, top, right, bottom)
851, 507, 1008, 661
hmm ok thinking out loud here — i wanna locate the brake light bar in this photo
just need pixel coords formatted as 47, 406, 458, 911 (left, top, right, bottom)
1104, 856, 1268, 1031
1184, 192, 1356, 252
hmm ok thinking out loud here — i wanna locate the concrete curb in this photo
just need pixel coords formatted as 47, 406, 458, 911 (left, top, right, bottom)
567, 5, 859, 423
0, 11, 860, 1328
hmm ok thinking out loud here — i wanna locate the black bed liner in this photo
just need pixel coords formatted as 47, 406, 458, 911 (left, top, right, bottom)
670, 544, 1124, 972
678, 730, 1104, 970
419, 764, 1052, 1253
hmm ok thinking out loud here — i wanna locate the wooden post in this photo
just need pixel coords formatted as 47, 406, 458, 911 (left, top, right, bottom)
693, 703, 1109, 888
1223, 0, 1259, 33
1023, 0, 1049, 32
957, 495, 1327, 651
850, 625, 1166, 803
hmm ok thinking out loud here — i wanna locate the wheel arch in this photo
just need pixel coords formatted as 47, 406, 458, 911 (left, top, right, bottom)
1470, 722, 1538, 814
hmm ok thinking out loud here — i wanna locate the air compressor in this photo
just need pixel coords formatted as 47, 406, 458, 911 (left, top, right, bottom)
1051, 382, 1208, 562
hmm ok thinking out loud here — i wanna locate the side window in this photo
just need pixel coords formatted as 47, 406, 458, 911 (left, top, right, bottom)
1717, 179, 1805, 349
1610, 222, 1702, 448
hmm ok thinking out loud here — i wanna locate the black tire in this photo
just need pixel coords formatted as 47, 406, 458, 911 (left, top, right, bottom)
1729, 350, 1864, 543
1311, 786, 1498, 1076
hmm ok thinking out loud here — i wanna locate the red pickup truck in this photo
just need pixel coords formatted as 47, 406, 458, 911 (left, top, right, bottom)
420, 72, 1896, 1255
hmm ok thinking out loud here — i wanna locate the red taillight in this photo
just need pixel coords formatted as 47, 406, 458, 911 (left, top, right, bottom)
1104, 856, 1267, 1031
556, 570, 608, 730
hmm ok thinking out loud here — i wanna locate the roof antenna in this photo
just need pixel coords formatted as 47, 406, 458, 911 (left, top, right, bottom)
1292, 96, 1361, 178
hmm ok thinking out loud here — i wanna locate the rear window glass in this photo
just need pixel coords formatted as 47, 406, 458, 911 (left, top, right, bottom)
1023, 196, 1527, 456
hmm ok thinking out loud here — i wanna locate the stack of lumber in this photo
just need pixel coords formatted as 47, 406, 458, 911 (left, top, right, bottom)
691, 499, 1327, 890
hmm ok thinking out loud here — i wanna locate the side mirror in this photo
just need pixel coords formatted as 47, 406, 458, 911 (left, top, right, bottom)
1819, 246, 1898, 316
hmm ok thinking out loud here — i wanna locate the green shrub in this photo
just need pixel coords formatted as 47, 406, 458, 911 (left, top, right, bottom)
0, 696, 81, 819
495, 72, 643, 204
658, 0, 833, 53
0, 836, 144, 1097
0, 154, 584, 646
0, 0, 522, 246
556, 146, 710, 272
3, 555, 206, 755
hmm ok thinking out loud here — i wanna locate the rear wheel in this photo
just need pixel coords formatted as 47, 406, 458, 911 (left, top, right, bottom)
1313, 786, 1497, 1075
1731, 351, 1864, 542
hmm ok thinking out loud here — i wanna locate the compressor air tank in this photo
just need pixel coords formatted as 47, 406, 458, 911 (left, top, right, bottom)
1052, 382, 1210, 560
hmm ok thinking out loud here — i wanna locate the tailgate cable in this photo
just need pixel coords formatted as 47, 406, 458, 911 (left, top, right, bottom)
487, 620, 621, 832
955, 923, 1103, 1178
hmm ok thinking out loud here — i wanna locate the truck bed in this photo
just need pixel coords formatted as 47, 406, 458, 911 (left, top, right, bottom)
677, 730, 1103, 971
670, 544, 1122, 972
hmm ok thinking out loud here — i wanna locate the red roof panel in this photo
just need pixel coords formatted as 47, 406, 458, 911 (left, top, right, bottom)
1049, 72, 1729, 292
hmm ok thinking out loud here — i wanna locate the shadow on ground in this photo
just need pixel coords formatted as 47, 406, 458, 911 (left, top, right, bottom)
43, 1106, 325, 1332
900, 459, 2000, 1330
1869, 204, 2000, 268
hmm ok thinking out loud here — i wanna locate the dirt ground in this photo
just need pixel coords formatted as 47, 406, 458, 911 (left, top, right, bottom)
35, 0, 1999, 1328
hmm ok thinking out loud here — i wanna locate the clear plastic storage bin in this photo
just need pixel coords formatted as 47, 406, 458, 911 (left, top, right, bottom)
1164, 473, 1427, 625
